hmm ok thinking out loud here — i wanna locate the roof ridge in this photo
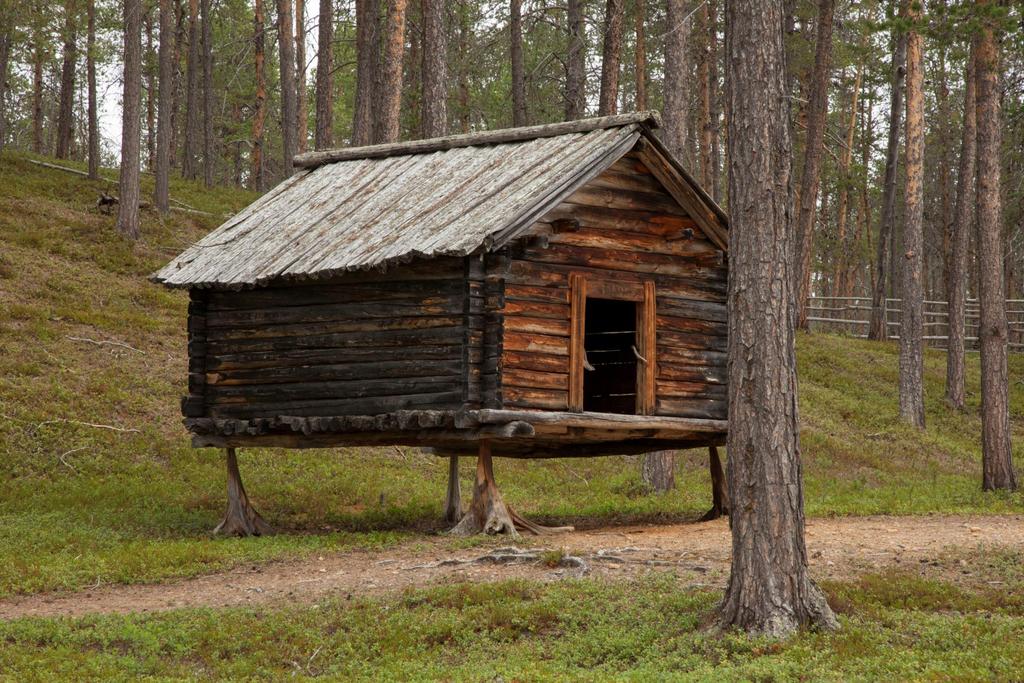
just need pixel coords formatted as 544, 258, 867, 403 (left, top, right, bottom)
292, 111, 662, 170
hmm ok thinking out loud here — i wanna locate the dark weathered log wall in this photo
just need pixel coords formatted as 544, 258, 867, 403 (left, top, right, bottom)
187, 258, 469, 419
491, 153, 728, 419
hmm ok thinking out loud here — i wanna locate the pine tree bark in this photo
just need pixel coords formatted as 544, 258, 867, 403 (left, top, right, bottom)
251, 0, 267, 189
278, 0, 298, 169
634, 1, 646, 111
145, 9, 157, 171
697, 1, 711, 188
200, 0, 214, 185
56, 0, 78, 159
641, 451, 675, 492
564, 0, 585, 120
793, 0, 834, 330
314, 0, 333, 149
510, 0, 526, 126
32, 39, 44, 154
457, 0, 470, 132
86, 0, 100, 178
0, 18, 9, 153
662, 0, 689, 160
975, 5, 1017, 491
718, 0, 837, 637
945, 47, 976, 410
117, 0, 144, 241
182, 0, 201, 179
898, 2, 925, 428
597, 0, 624, 116
295, 0, 308, 152
155, 0, 174, 211
353, 0, 380, 145
708, 0, 721, 203
377, 0, 406, 143
421, 0, 448, 137
834, 64, 863, 298
868, 30, 907, 341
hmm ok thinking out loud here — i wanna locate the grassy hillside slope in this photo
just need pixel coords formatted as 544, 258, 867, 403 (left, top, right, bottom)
1, 150, 1021, 598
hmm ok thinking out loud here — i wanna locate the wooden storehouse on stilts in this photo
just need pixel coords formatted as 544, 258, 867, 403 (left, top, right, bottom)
153, 112, 730, 536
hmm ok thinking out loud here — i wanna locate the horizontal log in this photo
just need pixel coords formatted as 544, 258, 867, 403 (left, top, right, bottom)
655, 315, 726, 337
207, 359, 463, 386
658, 330, 729, 352
655, 346, 728, 366
503, 331, 569, 356
205, 326, 465, 354
207, 376, 462, 403
654, 397, 727, 420
500, 350, 570, 374
565, 185, 689, 215
656, 379, 728, 399
502, 367, 568, 391
207, 344, 464, 371
208, 390, 465, 419
502, 299, 570, 320
503, 284, 570, 304
468, 408, 727, 433
507, 259, 727, 301
502, 386, 569, 410
207, 315, 465, 341
503, 315, 570, 337
547, 227, 721, 259
655, 297, 728, 323
545, 203, 701, 237
206, 296, 463, 328
657, 363, 726, 384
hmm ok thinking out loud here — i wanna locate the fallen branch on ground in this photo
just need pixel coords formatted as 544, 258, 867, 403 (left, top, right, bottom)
67, 336, 145, 354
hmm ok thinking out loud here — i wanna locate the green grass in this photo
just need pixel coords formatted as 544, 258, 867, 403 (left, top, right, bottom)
1, 149, 1023, 600
2, 554, 1023, 681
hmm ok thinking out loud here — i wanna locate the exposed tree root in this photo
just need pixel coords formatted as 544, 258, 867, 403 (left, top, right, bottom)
449, 440, 574, 537
213, 448, 274, 537
699, 446, 730, 522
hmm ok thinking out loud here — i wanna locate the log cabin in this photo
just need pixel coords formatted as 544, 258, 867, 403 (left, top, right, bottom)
153, 112, 730, 535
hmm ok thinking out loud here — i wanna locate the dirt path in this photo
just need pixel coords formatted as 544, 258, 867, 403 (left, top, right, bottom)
2, 514, 1021, 620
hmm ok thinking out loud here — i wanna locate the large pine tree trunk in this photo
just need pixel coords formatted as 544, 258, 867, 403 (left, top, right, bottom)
200, 0, 214, 185
377, 0, 406, 143
117, 0, 143, 241
314, 0, 333, 149
182, 0, 201, 179
898, 2, 925, 428
251, 0, 267, 189
793, 0, 834, 330
718, 0, 837, 637
834, 64, 863, 298
975, 7, 1017, 491
564, 0, 585, 120
56, 0, 78, 159
634, 1, 646, 111
278, 0, 298, 170
510, 0, 526, 126
86, 0, 99, 179
597, 0, 624, 116
352, 0, 380, 145
945, 48, 976, 410
662, 0, 689, 160
421, 0, 447, 137
697, 1, 711, 188
868, 30, 907, 341
145, 8, 156, 171
295, 0, 308, 153
641, 451, 675, 493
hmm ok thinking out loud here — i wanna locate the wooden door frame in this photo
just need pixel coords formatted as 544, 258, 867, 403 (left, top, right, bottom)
568, 272, 656, 414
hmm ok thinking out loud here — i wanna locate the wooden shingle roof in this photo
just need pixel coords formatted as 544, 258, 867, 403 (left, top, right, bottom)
152, 112, 724, 289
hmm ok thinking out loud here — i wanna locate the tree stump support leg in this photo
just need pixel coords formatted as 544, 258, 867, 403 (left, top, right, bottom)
699, 445, 730, 522
213, 448, 274, 537
449, 440, 573, 537
443, 454, 462, 524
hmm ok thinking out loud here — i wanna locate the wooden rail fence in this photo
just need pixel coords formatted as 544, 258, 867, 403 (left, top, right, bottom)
807, 296, 1024, 351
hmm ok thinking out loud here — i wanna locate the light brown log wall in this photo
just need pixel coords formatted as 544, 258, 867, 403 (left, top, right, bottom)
494, 154, 729, 419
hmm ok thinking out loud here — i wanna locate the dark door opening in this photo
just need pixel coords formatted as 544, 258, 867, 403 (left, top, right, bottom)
583, 298, 638, 414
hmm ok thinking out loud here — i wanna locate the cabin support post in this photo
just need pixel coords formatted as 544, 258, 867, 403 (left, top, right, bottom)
700, 445, 730, 522
443, 455, 462, 524
213, 448, 274, 536
449, 440, 573, 536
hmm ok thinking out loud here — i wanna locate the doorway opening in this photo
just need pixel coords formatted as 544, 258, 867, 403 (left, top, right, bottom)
583, 298, 638, 414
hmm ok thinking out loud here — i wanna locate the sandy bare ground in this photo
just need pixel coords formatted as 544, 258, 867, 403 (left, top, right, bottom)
2, 514, 1021, 620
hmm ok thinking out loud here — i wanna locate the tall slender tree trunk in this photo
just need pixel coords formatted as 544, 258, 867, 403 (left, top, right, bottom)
598, 0, 624, 116
170, 0, 185, 169
634, 1, 646, 110
708, 0, 721, 203
353, 0, 380, 145
834, 64, 863, 298
945, 48, 976, 410
377, 0, 406, 142
251, 0, 267, 189
295, 0, 308, 152
155, 0, 174, 211
793, 0, 834, 330
697, 1, 712, 188
975, 4, 1016, 491
564, 0, 585, 120
457, 0, 470, 131
182, 0, 201, 178
868, 30, 907, 341
510, 0, 526, 126
641, 451, 675, 492
117, 0, 144, 241
145, 7, 156, 171
56, 0, 78, 159
0, 18, 10, 153
662, 0, 689, 160
86, 0, 99, 178
278, 0, 298, 169
32, 39, 43, 154
314, 0, 333, 149
421, 0, 447, 137
718, 0, 837, 637
201, 0, 214, 185
898, 1, 925, 428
